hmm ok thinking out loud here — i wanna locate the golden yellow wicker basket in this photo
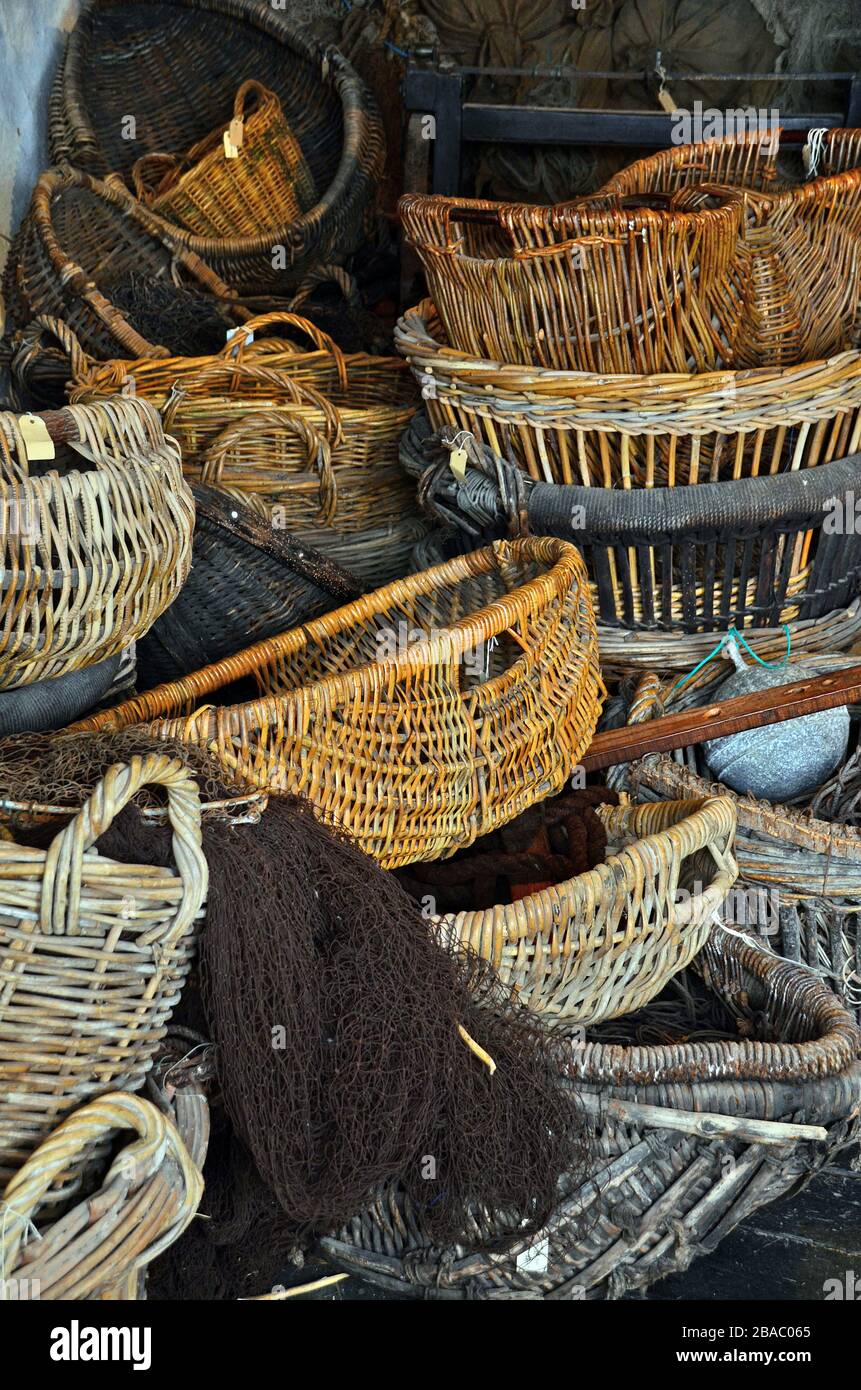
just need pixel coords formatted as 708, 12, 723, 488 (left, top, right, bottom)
0, 755, 208, 1193
132, 79, 317, 242
74, 538, 605, 868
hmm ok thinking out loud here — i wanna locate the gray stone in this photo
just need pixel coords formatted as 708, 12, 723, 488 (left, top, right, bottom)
701, 661, 850, 802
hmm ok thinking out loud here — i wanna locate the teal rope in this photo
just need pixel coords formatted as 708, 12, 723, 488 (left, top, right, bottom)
671, 624, 791, 693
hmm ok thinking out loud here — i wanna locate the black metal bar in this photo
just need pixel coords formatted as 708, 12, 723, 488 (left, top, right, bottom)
462, 105, 845, 148
848, 75, 861, 126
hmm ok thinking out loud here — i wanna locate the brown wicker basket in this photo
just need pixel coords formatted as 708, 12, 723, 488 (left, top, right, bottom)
396, 300, 861, 488
132, 79, 317, 241
0, 1086, 206, 1301
600, 128, 861, 366
438, 797, 737, 1025
72, 538, 605, 868
321, 929, 861, 1299
0, 398, 194, 689
399, 188, 744, 374
2, 166, 242, 359
50, 0, 385, 291
0, 754, 208, 1195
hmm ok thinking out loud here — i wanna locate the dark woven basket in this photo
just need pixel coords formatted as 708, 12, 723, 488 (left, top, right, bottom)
2, 166, 243, 359
403, 417, 861, 634
320, 929, 861, 1299
135, 483, 362, 689
49, 0, 385, 291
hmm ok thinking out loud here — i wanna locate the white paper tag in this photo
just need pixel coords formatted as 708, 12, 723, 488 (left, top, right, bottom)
223, 130, 240, 159
19, 413, 55, 462
225, 327, 254, 358
449, 445, 468, 480
516, 1236, 549, 1274
228, 117, 244, 150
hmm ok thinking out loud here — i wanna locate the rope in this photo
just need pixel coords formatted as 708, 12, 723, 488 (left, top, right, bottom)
671, 623, 791, 694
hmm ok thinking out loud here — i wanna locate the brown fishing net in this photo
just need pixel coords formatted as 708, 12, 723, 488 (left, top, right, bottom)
105, 272, 240, 356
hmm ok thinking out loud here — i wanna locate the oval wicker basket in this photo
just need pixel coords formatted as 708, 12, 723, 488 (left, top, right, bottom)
321, 929, 861, 1299
396, 300, 861, 489
0, 398, 194, 690
72, 537, 605, 867
402, 416, 861, 633
2, 166, 242, 359
50, 0, 385, 290
0, 1085, 206, 1301
60, 312, 420, 533
599, 127, 861, 367
131, 79, 317, 242
437, 796, 737, 1025
0, 754, 208, 1195
399, 188, 744, 374
617, 657, 861, 1024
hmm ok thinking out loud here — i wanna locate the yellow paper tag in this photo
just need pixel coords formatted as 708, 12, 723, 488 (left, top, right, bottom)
19, 413, 55, 462
449, 446, 468, 480
223, 130, 240, 159
657, 86, 678, 114
228, 117, 244, 150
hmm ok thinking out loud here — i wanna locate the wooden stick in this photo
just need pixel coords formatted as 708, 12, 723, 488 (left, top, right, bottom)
578, 1092, 828, 1145
244, 1273, 348, 1300
582, 664, 861, 771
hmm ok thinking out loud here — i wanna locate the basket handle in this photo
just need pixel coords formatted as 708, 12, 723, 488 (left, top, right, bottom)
217, 311, 348, 389
10, 315, 92, 388
232, 78, 276, 123
160, 359, 344, 445
0, 1091, 203, 1284
201, 407, 338, 523
38, 754, 208, 945
131, 152, 184, 203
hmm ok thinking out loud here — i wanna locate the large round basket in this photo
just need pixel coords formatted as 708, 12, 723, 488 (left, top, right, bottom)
402, 415, 861, 633
49, 0, 385, 290
72, 537, 605, 867
320, 929, 861, 1299
0, 398, 194, 689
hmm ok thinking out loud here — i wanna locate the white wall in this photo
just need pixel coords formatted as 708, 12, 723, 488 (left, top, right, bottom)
0, 0, 79, 248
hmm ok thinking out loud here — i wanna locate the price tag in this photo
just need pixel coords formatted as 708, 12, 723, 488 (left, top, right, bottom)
228, 117, 244, 150
19, 413, 55, 462
449, 445, 468, 480
225, 327, 254, 357
223, 130, 240, 160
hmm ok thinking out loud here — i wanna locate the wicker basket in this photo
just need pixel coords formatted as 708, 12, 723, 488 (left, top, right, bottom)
399, 189, 744, 374
298, 515, 430, 591
396, 300, 861, 489
2, 166, 241, 359
617, 658, 861, 1024
0, 1086, 206, 1301
50, 0, 385, 290
403, 416, 861, 633
321, 929, 861, 1299
0, 754, 208, 1193
600, 128, 861, 367
434, 797, 737, 1025
136, 483, 360, 689
132, 79, 317, 241
0, 398, 194, 689
73, 538, 605, 868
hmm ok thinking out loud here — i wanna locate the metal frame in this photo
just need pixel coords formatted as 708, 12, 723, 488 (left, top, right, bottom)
403, 64, 861, 195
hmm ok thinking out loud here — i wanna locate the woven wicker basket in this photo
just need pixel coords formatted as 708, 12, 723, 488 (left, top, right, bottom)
617, 658, 861, 1024
0, 754, 208, 1194
321, 929, 861, 1299
396, 300, 861, 489
136, 483, 360, 689
436, 797, 737, 1025
132, 79, 317, 241
399, 189, 744, 374
403, 416, 861, 633
0, 398, 194, 690
600, 128, 861, 366
2, 166, 241, 359
50, 0, 385, 290
0, 1086, 206, 1301
73, 538, 605, 867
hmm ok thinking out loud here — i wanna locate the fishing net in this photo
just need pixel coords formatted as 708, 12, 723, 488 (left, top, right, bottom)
104, 272, 240, 357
